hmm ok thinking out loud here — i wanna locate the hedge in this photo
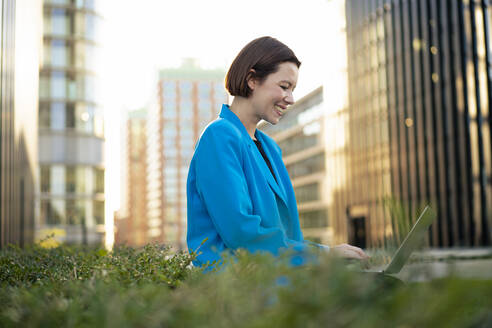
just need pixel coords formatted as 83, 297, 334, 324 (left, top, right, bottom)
0, 243, 491, 327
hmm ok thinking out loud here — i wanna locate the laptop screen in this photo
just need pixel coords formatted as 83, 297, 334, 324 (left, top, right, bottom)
384, 206, 437, 274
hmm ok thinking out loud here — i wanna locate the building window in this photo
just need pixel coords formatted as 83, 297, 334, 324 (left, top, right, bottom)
93, 200, 104, 225
94, 168, 104, 193
50, 102, 65, 130
50, 165, 65, 195
180, 81, 192, 97
66, 199, 85, 225
198, 82, 211, 98
66, 166, 86, 194
299, 209, 328, 229
278, 128, 319, 157
76, 104, 94, 133
49, 9, 70, 36
51, 39, 67, 67
39, 104, 51, 128
66, 103, 76, 128
51, 71, 66, 98
294, 183, 320, 203
40, 199, 65, 225
40, 166, 50, 193
286, 153, 325, 179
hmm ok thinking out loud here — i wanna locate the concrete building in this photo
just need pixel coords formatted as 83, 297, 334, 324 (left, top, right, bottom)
37, 0, 105, 245
146, 59, 228, 249
0, 0, 43, 248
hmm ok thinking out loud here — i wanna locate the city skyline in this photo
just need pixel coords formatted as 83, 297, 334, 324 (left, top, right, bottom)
98, 0, 340, 222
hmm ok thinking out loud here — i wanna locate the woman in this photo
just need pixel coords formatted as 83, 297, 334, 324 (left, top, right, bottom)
187, 36, 368, 269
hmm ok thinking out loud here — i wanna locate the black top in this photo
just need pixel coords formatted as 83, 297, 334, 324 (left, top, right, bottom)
253, 139, 277, 182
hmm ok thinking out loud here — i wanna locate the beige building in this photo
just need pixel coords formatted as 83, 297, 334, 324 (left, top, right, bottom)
115, 108, 148, 246
146, 59, 228, 249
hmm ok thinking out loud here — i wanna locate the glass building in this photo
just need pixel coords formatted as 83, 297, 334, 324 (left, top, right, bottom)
37, 0, 105, 245
259, 87, 333, 244
343, 0, 492, 247
146, 59, 228, 249
1, 0, 42, 248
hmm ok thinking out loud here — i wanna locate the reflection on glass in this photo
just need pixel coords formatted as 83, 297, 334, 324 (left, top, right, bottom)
286, 153, 325, 179
65, 166, 86, 193
51, 9, 69, 36
294, 183, 319, 203
299, 209, 328, 229
51, 39, 67, 66
39, 104, 50, 128
93, 200, 104, 225
51, 165, 65, 194
94, 168, 104, 193
76, 104, 94, 132
51, 71, 66, 98
66, 199, 85, 225
40, 166, 50, 192
66, 103, 75, 128
64, 166, 75, 193
40, 200, 65, 225
278, 129, 319, 157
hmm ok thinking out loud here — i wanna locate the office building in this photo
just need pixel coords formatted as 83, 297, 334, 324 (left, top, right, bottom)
115, 108, 148, 246
37, 0, 105, 245
0, 0, 42, 248
343, 0, 491, 247
259, 87, 334, 244
146, 59, 227, 249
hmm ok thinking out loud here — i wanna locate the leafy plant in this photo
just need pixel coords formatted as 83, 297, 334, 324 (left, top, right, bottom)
0, 244, 491, 327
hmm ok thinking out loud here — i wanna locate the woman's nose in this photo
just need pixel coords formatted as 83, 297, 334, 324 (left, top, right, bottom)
284, 92, 294, 105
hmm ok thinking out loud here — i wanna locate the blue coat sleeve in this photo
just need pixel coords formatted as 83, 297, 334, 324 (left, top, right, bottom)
194, 124, 308, 256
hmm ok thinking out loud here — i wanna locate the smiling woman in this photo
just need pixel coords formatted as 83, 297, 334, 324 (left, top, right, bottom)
186, 36, 368, 270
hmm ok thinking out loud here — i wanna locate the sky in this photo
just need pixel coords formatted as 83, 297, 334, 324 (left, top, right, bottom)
96, 0, 347, 244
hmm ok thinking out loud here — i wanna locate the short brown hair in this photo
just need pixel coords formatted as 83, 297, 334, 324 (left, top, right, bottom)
225, 36, 301, 97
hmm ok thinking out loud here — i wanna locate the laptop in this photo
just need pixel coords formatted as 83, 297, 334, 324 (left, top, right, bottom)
365, 205, 437, 275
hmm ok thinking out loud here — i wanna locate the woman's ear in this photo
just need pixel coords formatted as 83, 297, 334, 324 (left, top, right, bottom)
246, 69, 256, 91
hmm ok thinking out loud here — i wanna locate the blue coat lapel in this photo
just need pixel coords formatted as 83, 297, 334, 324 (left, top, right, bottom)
219, 105, 288, 205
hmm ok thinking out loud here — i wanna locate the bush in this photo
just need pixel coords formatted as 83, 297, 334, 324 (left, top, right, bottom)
0, 243, 194, 288
0, 244, 491, 327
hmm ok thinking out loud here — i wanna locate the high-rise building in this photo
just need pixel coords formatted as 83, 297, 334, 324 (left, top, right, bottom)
258, 0, 350, 247
342, 0, 491, 247
37, 0, 105, 245
115, 108, 148, 246
1, 0, 42, 248
259, 87, 333, 245
146, 59, 228, 249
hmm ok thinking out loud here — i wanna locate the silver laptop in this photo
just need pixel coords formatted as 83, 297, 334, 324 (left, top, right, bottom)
366, 205, 436, 274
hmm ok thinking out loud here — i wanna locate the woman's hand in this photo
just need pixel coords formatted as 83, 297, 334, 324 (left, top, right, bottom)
331, 243, 369, 260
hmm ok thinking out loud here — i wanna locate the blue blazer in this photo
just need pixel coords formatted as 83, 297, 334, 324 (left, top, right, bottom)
187, 104, 320, 268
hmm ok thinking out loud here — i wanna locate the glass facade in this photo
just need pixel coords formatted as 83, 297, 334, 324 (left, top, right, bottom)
36, 0, 104, 245
38, 164, 104, 229
344, 0, 492, 247
1, 0, 40, 248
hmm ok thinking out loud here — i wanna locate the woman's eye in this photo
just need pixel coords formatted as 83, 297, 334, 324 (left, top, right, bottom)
280, 85, 288, 90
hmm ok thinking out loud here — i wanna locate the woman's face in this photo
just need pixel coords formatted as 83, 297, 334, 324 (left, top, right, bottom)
248, 62, 298, 125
